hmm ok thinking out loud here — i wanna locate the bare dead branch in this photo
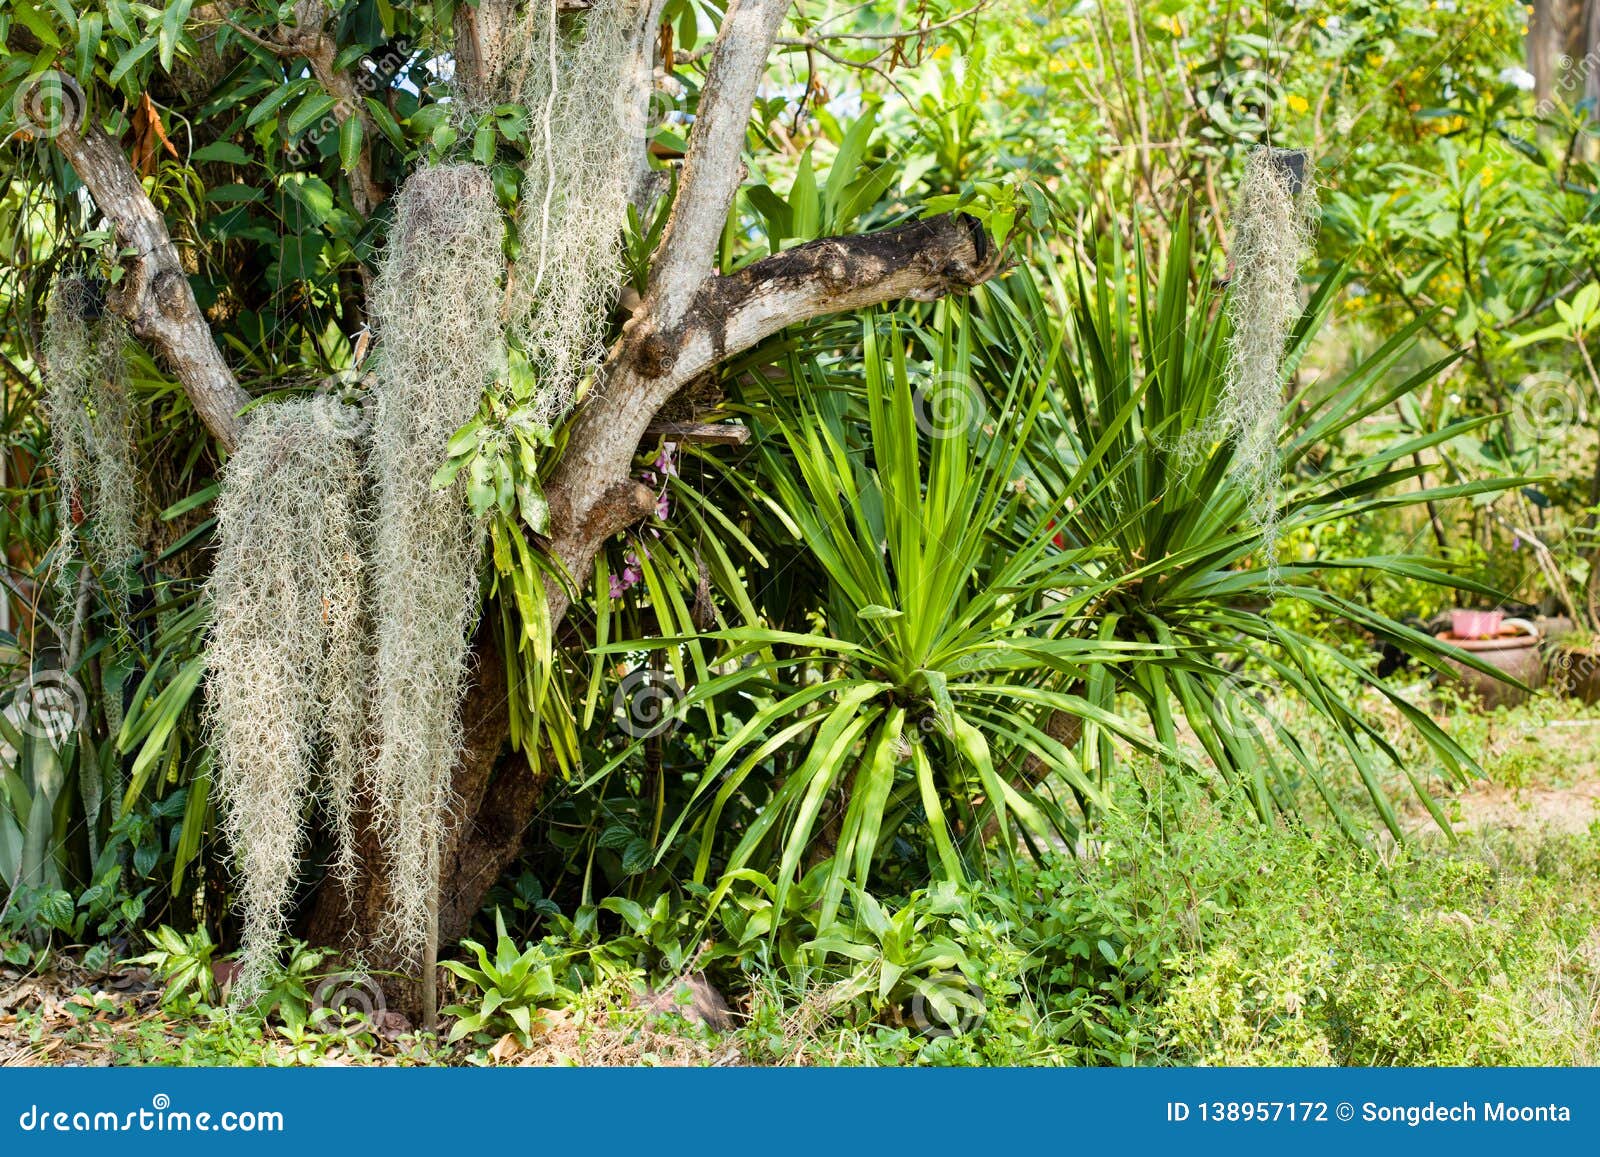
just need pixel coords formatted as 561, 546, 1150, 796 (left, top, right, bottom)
643, 420, 751, 446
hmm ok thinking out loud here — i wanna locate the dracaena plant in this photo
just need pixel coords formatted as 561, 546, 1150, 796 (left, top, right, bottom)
606, 314, 1166, 926
998, 211, 1519, 839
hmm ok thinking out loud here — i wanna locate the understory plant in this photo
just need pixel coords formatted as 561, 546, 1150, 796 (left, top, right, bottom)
735, 776, 1600, 1067
599, 210, 1522, 934
441, 910, 573, 1045
613, 315, 1165, 925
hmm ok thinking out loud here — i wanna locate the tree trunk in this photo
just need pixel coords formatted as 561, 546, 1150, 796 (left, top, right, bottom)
1528, 0, 1592, 105
301, 622, 549, 1015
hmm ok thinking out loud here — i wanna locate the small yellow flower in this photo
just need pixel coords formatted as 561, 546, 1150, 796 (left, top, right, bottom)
1288, 94, 1309, 113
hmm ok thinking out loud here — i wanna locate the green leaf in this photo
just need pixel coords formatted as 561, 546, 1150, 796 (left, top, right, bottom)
856, 605, 903, 621
245, 81, 302, 129
278, 233, 326, 282
338, 114, 363, 173
285, 92, 338, 141
472, 118, 496, 165
191, 141, 251, 165
158, 0, 194, 72
107, 38, 159, 90
364, 97, 405, 149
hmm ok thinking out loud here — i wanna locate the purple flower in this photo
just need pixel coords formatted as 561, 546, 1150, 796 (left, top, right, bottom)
656, 493, 671, 521
608, 573, 625, 598
654, 442, 679, 478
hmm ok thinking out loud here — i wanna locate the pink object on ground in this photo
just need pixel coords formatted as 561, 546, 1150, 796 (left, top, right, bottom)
1450, 609, 1504, 640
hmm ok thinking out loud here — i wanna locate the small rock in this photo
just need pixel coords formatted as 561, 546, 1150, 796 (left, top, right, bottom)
634, 972, 735, 1032
374, 1009, 412, 1040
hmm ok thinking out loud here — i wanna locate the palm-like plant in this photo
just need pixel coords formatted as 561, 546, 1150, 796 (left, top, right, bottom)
615, 317, 1161, 925
1001, 213, 1516, 838
602, 211, 1518, 928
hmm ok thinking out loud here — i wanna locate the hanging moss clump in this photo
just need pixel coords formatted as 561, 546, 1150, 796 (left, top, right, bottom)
204, 397, 366, 997
365, 164, 505, 958
1218, 146, 1317, 572
507, 0, 638, 425
41, 276, 142, 581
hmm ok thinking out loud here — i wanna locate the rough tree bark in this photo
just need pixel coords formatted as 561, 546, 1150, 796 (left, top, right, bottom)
55, 0, 1002, 996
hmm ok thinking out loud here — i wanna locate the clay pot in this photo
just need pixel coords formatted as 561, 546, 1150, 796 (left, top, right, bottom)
1435, 619, 1544, 708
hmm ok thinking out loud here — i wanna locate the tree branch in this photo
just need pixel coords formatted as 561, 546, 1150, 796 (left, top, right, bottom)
543, 212, 1000, 621
55, 123, 249, 450
643, 0, 791, 329
282, 1, 384, 216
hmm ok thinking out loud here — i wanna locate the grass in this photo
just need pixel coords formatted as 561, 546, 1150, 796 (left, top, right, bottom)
4, 693, 1598, 1067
